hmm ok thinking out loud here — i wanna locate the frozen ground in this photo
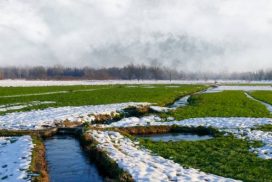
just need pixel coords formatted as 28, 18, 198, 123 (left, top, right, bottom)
0, 102, 149, 130
0, 79, 271, 87
0, 136, 33, 182
88, 130, 239, 182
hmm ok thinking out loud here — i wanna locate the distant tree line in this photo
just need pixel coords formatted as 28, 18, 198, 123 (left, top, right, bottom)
0, 64, 182, 80
0, 64, 271, 81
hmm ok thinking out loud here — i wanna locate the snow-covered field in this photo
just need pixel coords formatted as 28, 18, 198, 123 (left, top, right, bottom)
206, 86, 272, 93
88, 130, 239, 182
0, 136, 33, 182
0, 102, 149, 130
102, 116, 272, 159
0, 79, 271, 87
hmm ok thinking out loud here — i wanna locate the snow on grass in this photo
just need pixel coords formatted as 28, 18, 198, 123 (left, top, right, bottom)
102, 117, 272, 129
0, 136, 33, 182
0, 101, 56, 112
0, 89, 97, 98
225, 129, 272, 159
102, 116, 272, 159
206, 86, 272, 93
165, 85, 180, 88
0, 102, 149, 130
149, 106, 170, 112
88, 130, 240, 182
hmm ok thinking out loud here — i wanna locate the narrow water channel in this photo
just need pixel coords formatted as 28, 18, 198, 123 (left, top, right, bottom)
45, 135, 104, 182
138, 133, 213, 142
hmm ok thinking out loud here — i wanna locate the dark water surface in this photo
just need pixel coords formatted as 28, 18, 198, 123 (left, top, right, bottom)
138, 133, 213, 142
45, 135, 104, 182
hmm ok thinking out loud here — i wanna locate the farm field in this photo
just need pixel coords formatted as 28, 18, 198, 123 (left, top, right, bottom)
1, 83, 272, 182
165, 91, 272, 120
249, 91, 272, 105
0, 84, 206, 115
140, 136, 272, 182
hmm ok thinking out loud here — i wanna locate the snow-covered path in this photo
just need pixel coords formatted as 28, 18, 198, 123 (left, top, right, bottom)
0, 102, 149, 130
103, 116, 272, 129
88, 130, 240, 182
0, 136, 33, 182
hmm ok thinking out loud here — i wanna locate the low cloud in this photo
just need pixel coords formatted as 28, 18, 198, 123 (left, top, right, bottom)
0, 0, 272, 72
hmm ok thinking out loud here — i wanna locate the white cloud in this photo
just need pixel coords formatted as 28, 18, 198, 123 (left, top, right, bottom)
0, 0, 271, 72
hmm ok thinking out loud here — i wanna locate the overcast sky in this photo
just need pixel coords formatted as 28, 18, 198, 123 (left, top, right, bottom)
0, 0, 272, 72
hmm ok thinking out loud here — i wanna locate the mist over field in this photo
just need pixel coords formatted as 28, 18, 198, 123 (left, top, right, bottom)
0, 0, 272, 73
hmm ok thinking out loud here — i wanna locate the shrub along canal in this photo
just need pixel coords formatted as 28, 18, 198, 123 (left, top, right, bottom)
45, 135, 104, 182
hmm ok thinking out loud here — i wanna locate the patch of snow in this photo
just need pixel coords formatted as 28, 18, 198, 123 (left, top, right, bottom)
88, 130, 240, 182
0, 101, 56, 112
103, 117, 272, 129
206, 86, 272, 93
101, 115, 162, 128
0, 89, 97, 98
149, 106, 170, 112
0, 136, 33, 182
165, 86, 180, 88
0, 103, 149, 130
225, 129, 272, 159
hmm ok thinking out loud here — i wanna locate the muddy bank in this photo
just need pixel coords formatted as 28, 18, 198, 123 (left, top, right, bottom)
30, 136, 49, 182
114, 125, 220, 136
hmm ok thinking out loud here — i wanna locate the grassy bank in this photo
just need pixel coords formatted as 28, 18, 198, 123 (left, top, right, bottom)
30, 136, 49, 182
80, 133, 134, 182
165, 91, 272, 120
140, 136, 272, 182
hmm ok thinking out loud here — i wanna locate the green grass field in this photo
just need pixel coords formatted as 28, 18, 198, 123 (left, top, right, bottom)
140, 136, 272, 182
164, 91, 272, 120
249, 91, 272, 105
0, 84, 207, 114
